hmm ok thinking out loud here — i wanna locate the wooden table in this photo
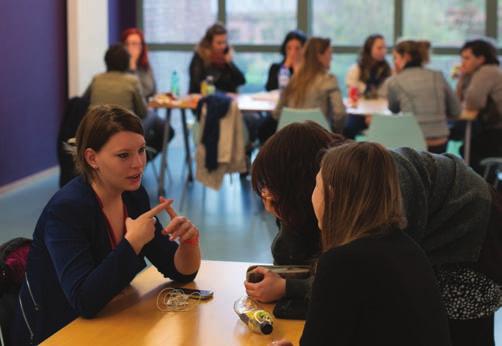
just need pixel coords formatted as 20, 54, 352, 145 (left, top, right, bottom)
41, 260, 305, 346
237, 92, 278, 112
345, 98, 391, 115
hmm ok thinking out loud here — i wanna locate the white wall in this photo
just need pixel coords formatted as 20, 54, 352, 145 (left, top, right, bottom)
67, 0, 108, 97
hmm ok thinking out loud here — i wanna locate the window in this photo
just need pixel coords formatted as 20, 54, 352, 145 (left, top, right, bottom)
313, 0, 394, 45
233, 53, 280, 92
143, 0, 218, 43
403, 0, 485, 46
149, 51, 193, 93
141, 0, 500, 97
227, 0, 297, 44
428, 55, 461, 86
330, 54, 358, 95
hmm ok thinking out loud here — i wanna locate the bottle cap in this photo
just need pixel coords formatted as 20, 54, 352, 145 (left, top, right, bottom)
260, 322, 273, 335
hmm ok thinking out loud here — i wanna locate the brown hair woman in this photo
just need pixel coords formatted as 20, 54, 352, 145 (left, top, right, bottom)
11, 105, 201, 345
188, 22, 246, 94
299, 142, 451, 346
272, 37, 347, 133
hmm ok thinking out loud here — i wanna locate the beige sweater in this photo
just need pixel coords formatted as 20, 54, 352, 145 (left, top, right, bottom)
273, 73, 347, 132
84, 71, 147, 119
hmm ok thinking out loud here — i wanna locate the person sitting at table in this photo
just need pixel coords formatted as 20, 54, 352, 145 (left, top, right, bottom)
265, 30, 307, 91
386, 40, 461, 153
346, 34, 391, 99
84, 44, 147, 118
343, 33, 392, 139
11, 105, 201, 345
273, 142, 452, 346
270, 37, 347, 135
246, 122, 346, 307
83, 44, 171, 155
456, 39, 502, 174
189, 22, 246, 94
248, 122, 502, 346
189, 23, 264, 149
121, 28, 157, 101
121, 28, 171, 155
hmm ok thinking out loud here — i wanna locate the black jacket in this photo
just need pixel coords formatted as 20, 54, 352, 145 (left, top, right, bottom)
188, 52, 246, 94
301, 230, 451, 346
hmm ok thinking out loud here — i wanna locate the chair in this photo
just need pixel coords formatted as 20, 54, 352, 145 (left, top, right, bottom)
277, 107, 330, 131
362, 113, 427, 151
0, 237, 32, 346
57, 97, 89, 187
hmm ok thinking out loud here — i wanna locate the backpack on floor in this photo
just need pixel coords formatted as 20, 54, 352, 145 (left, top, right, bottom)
0, 237, 31, 346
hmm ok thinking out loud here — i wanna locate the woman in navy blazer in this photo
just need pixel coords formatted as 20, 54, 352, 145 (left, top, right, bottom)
11, 105, 201, 345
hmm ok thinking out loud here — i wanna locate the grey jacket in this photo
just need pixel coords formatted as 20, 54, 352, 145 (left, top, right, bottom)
84, 71, 147, 119
392, 148, 492, 265
461, 64, 502, 130
273, 73, 347, 132
387, 67, 461, 138
274, 148, 493, 300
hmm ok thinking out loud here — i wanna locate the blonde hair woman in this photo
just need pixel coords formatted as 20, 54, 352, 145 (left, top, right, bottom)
272, 37, 347, 133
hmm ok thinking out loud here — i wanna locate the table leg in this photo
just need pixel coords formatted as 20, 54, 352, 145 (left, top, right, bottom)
464, 120, 472, 165
180, 109, 194, 182
158, 109, 172, 197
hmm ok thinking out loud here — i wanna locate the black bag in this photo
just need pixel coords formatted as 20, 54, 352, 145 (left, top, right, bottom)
0, 237, 31, 346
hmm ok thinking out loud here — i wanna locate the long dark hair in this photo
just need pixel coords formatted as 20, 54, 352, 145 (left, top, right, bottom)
461, 39, 500, 66
252, 121, 347, 232
357, 34, 391, 83
279, 30, 307, 57
121, 28, 150, 69
394, 40, 424, 68
284, 37, 331, 107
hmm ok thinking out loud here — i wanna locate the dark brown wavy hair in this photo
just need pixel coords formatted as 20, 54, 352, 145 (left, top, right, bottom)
252, 121, 347, 232
357, 34, 391, 83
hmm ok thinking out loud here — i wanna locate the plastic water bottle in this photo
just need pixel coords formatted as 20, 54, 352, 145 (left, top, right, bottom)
278, 65, 291, 91
234, 296, 273, 335
206, 75, 215, 95
170, 70, 180, 98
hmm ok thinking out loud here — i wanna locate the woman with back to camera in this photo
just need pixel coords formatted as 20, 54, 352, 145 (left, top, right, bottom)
272, 37, 347, 133
386, 40, 461, 153
11, 105, 201, 345
272, 142, 452, 346
265, 30, 307, 91
248, 122, 502, 346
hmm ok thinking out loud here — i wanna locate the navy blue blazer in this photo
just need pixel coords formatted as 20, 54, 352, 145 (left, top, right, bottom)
12, 176, 197, 345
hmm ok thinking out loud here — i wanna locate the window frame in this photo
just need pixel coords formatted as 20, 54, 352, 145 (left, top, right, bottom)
138, 0, 500, 75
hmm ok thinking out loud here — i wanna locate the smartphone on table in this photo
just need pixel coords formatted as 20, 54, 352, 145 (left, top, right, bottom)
176, 287, 214, 300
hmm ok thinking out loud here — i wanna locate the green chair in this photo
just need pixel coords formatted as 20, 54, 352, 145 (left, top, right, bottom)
362, 113, 427, 151
277, 107, 330, 131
